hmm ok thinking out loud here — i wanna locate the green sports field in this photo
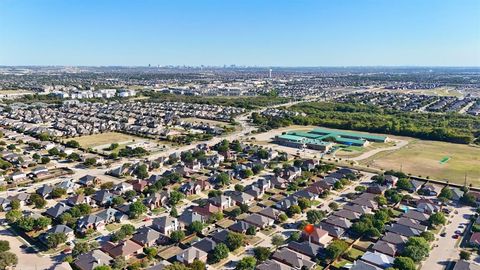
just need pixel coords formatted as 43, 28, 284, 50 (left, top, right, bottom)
361, 139, 480, 186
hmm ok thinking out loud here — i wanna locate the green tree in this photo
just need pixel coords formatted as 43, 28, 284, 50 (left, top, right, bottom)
190, 259, 206, 270
298, 197, 311, 210
168, 191, 185, 206
420, 231, 435, 242
84, 157, 97, 167
393, 257, 416, 270
0, 251, 18, 269
9, 199, 20, 210
46, 232, 67, 248
278, 213, 288, 223
51, 187, 67, 198
48, 147, 60, 156
0, 241, 10, 252
164, 262, 190, 270
209, 243, 229, 263
129, 201, 147, 219
271, 234, 284, 247
216, 173, 231, 186
287, 205, 301, 217
93, 266, 112, 270
288, 231, 301, 242
112, 257, 127, 270
41, 156, 50, 164
403, 237, 430, 262
235, 256, 256, 270
375, 195, 388, 206
253, 247, 271, 262
325, 240, 348, 262
68, 152, 81, 161
111, 196, 125, 206
34, 216, 52, 230
428, 212, 446, 227
328, 202, 339, 211
226, 232, 245, 251
396, 178, 413, 191
187, 221, 204, 235
66, 140, 81, 148
246, 226, 256, 236
134, 164, 149, 179
306, 210, 325, 224
144, 247, 158, 260
460, 250, 471, 260
170, 230, 185, 243
5, 210, 22, 223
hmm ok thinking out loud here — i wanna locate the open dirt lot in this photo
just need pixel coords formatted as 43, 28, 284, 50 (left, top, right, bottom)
361, 139, 480, 185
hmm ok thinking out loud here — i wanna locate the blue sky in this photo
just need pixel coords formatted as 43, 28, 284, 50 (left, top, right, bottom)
0, 0, 479, 66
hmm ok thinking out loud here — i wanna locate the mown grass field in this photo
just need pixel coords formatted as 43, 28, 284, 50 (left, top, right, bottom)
361, 139, 480, 185
72, 132, 143, 148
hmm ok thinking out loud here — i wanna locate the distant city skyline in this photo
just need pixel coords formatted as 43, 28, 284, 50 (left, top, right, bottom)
1, 0, 479, 66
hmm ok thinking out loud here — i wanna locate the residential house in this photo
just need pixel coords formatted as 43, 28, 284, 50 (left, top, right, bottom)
360, 251, 394, 269
0, 198, 11, 211
385, 224, 422, 237
256, 260, 295, 270
45, 203, 71, 219
179, 181, 201, 196
421, 183, 443, 196
324, 216, 352, 229
152, 216, 181, 236
144, 191, 169, 210
287, 241, 322, 258
258, 207, 282, 222
229, 221, 255, 234
56, 179, 77, 194
192, 203, 221, 220
97, 208, 127, 223
209, 195, 234, 210
78, 175, 99, 186
470, 232, 480, 246
36, 184, 54, 199
131, 226, 161, 247
102, 240, 143, 260
192, 237, 217, 253
112, 182, 134, 195
453, 260, 480, 270
271, 248, 316, 269
178, 210, 205, 226
93, 190, 114, 206
318, 222, 345, 238
77, 214, 105, 234
302, 226, 333, 247
176, 247, 208, 264
350, 260, 382, 270
131, 180, 149, 192
371, 240, 398, 257
225, 191, 255, 205
243, 213, 274, 229
66, 194, 94, 207
74, 250, 113, 270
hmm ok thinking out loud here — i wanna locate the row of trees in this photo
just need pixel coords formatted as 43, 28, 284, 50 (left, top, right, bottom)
252, 101, 480, 144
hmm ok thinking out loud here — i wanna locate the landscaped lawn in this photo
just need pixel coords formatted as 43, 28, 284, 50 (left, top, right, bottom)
332, 258, 353, 268
345, 248, 365, 260
361, 139, 480, 185
106, 223, 122, 232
